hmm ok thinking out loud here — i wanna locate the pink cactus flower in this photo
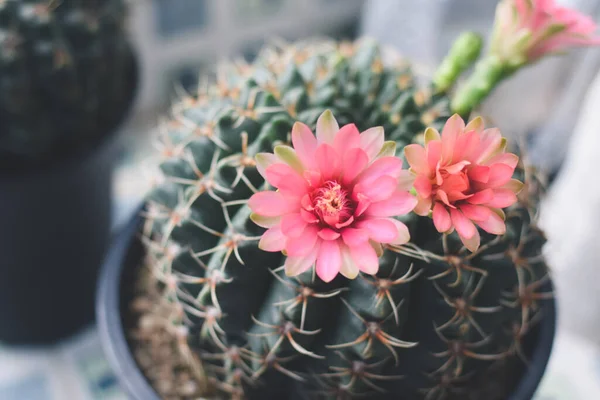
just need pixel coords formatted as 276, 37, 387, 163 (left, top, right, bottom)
404, 114, 523, 252
249, 110, 417, 283
491, 0, 600, 65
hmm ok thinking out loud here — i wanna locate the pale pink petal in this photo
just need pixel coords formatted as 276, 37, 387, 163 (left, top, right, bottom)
460, 229, 481, 252
335, 215, 354, 229
441, 114, 465, 164
249, 192, 299, 217
274, 145, 305, 175
432, 203, 452, 232
349, 242, 379, 275
359, 126, 385, 160
427, 141, 442, 171
443, 160, 470, 175
354, 195, 371, 217
284, 243, 319, 277
291, 122, 318, 170
487, 189, 518, 208
366, 190, 417, 217
404, 144, 429, 174
316, 109, 339, 145
467, 189, 495, 205
250, 213, 281, 228
286, 225, 319, 257
316, 240, 342, 282
281, 213, 307, 237
316, 143, 341, 181
486, 153, 519, 169
354, 218, 399, 243
339, 244, 359, 279
413, 175, 432, 198
389, 219, 411, 245
450, 208, 477, 239
258, 227, 286, 252
333, 124, 361, 155
303, 170, 322, 188
264, 163, 298, 187
341, 228, 370, 246
397, 170, 416, 191
413, 196, 433, 216
255, 153, 278, 180
486, 163, 514, 188
459, 204, 492, 222
318, 228, 341, 241
353, 176, 397, 203
477, 212, 506, 235
474, 128, 503, 164
356, 156, 404, 187
341, 148, 369, 185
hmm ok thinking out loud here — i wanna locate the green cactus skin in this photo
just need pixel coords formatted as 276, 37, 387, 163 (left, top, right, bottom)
140, 38, 552, 400
0, 0, 135, 168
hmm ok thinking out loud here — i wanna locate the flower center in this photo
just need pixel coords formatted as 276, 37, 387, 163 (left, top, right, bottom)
311, 180, 354, 225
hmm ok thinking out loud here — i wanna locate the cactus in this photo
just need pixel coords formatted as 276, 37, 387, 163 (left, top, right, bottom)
135, 36, 555, 400
0, 0, 136, 168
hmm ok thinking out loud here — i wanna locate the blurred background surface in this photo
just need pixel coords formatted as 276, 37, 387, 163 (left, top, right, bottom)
1, 0, 600, 398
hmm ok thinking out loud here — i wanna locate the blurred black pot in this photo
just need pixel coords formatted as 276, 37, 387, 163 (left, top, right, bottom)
0, 46, 139, 346
97, 210, 557, 400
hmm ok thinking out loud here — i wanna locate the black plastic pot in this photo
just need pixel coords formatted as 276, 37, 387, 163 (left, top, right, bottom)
0, 48, 139, 346
97, 210, 557, 400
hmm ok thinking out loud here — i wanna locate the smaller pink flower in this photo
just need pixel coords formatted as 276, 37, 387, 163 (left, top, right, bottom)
404, 114, 523, 252
491, 0, 600, 65
249, 110, 417, 283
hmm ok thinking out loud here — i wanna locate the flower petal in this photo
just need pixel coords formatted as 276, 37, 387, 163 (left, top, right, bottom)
250, 213, 281, 228
432, 202, 452, 232
467, 188, 495, 205
349, 242, 379, 275
341, 148, 369, 185
397, 170, 416, 191
366, 190, 417, 217
486, 163, 514, 188
255, 153, 278, 180
286, 225, 319, 257
389, 219, 411, 245
291, 122, 318, 170
318, 228, 341, 241
333, 124, 361, 155
316, 240, 342, 282
413, 195, 433, 216
356, 156, 404, 187
500, 178, 525, 194
459, 204, 492, 222
424, 127, 441, 144
404, 144, 429, 174
281, 213, 307, 237
477, 212, 506, 235
486, 153, 519, 169
316, 143, 341, 181
360, 126, 385, 160
355, 218, 399, 243
339, 244, 359, 279
487, 189, 518, 208
468, 165, 490, 183
285, 244, 319, 277
249, 191, 299, 217
460, 229, 481, 252
413, 175, 432, 198
342, 228, 370, 246
274, 145, 304, 174
353, 175, 397, 203
441, 114, 465, 164
259, 227, 286, 252
450, 208, 477, 239
316, 109, 339, 145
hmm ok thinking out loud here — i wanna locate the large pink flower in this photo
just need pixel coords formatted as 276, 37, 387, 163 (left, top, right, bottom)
491, 0, 600, 64
249, 110, 417, 283
404, 114, 523, 252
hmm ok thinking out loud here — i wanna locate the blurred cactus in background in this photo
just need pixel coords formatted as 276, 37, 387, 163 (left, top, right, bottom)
0, 0, 136, 169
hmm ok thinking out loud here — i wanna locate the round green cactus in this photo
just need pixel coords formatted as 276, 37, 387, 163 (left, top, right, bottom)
139, 38, 552, 400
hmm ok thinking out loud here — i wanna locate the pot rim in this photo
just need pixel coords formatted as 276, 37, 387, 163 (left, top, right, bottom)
96, 208, 557, 400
